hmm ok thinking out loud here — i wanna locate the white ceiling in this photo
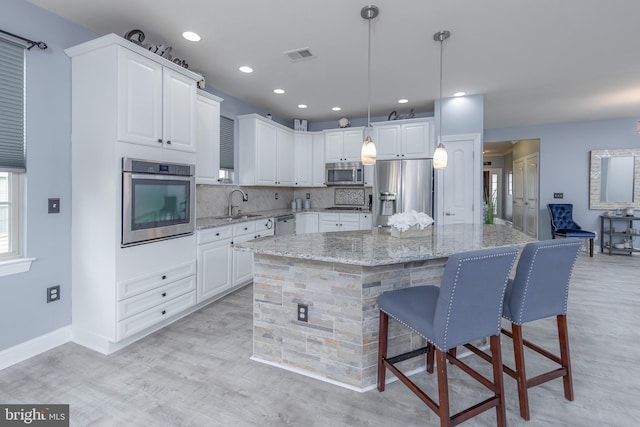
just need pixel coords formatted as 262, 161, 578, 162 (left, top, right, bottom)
26, 0, 640, 130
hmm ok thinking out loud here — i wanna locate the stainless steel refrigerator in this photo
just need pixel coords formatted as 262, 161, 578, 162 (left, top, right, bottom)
373, 158, 434, 227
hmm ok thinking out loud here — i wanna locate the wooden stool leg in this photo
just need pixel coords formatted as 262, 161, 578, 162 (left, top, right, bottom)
377, 311, 389, 392
512, 323, 530, 420
557, 314, 574, 401
426, 342, 434, 374
436, 349, 450, 427
490, 335, 507, 427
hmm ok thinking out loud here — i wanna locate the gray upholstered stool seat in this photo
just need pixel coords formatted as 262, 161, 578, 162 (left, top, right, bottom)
377, 246, 518, 427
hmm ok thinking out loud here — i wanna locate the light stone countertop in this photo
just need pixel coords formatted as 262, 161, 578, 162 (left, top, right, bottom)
234, 224, 535, 266
196, 208, 371, 230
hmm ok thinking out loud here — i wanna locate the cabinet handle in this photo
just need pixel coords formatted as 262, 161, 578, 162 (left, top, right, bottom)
162, 275, 167, 280
401, 154, 405, 157
157, 139, 163, 143
162, 292, 167, 297
161, 310, 166, 315
244, 227, 248, 230
396, 154, 400, 157
216, 232, 220, 236
166, 140, 171, 145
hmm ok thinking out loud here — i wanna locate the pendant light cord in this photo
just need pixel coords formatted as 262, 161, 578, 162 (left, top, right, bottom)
367, 16, 372, 136
438, 34, 444, 144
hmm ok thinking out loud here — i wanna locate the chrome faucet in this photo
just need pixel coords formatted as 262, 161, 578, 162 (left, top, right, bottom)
228, 188, 248, 217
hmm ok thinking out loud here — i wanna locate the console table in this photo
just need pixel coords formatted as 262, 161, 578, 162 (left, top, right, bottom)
600, 215, 640, 256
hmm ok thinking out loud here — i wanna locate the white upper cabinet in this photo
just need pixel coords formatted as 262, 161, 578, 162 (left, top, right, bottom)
117, 47, 197, 152
373, 118, 433, 160
195, 91, 223, 184
312, 133, 326, 186
324, 128, 364, 163
238, 114, 294, 186
294, 132, 313, 187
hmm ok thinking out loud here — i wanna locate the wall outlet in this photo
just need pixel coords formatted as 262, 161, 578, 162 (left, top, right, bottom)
297, 303, 308, 322
553, 192, 564, 199
275, 193, 279, 200
48, 198, 60, 214
47, 285, 60, 303
306, 193, 310, 199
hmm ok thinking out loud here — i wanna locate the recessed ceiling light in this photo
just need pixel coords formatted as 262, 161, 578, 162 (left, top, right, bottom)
298, 104, 308, 109
239, 66, 253, 73
273, 89, 285, 94
332, 107, 342, 111
453, 92, 466, 97
398, 99, 409, 104
182, 31, 201, 42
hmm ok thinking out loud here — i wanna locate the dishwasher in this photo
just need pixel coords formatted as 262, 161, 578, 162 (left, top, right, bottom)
275, 214, 296, 236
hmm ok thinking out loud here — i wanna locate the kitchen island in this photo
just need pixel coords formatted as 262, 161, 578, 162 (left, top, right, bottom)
235, 224, 535, 391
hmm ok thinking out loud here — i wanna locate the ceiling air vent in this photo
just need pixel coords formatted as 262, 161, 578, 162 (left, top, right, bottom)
284, 47, 314, 62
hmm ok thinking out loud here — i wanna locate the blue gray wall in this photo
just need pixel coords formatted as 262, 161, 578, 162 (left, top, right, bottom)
485, 117, 640, 239
0, 0, 96, 351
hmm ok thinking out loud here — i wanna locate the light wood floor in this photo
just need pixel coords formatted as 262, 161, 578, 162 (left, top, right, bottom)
0, 252, 638, 426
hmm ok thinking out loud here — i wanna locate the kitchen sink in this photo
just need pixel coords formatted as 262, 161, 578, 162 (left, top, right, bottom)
213, 214, 262, 221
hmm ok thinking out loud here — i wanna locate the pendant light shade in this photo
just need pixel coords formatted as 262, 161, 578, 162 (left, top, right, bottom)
361, 5, 379, 165
433, 30, 450, 169
433, 142, 448, 169
361, 135, 377, 165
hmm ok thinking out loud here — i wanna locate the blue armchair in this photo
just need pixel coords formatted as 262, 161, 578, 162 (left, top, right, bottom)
547, 203, 595, 257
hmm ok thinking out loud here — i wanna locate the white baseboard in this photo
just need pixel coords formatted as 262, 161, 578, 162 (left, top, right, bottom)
0, 326, 72, 371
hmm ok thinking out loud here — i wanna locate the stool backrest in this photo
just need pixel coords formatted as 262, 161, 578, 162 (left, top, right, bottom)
505, 238, 582, 325
433, 246, 518, 350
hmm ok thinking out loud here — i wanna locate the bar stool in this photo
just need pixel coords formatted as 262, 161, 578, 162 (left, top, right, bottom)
377, 246, 518, 427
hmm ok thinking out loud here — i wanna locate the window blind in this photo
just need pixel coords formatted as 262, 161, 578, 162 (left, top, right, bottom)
0, 38, 25, 172
220, 116, 234, 170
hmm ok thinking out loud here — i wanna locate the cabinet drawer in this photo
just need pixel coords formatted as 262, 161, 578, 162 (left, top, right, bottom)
117, 275, 196, 320
233, 221, 256, 236
198, 226, 232, 244
117, 260, 196, 301
117, 291, 196, 340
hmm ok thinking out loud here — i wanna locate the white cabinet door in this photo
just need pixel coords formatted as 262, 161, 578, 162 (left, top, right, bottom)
162, 68, 197, 152
360, 213, 372, 230
232, 233, 254, 287
294, 133, 313, 187
255, 120, 278, 185
325, 131, 344, 162
364, 165, 374, 187
195, 94, 221, 184
117, 48, 163, 147
197, 239, 231, 302
375, 125, 401, 160
339, 213, 361, 231
402, 121, 431, 159
276, 128, 294, 186
312, 133, 326, 186
319, 213, 341, 232
343, 129, 364, 162
296, 213, 319, 234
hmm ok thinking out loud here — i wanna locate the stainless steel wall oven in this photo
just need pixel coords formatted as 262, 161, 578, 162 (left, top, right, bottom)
121, 157, 195, 247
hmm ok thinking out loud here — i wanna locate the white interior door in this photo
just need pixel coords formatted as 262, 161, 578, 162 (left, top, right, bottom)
512, 158, 525, 232
437, 134, 482, 224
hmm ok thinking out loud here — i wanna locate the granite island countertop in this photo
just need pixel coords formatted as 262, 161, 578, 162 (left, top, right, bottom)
235, 223, 535, 267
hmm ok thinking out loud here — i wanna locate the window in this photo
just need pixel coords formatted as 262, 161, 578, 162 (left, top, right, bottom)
508, 171, 513, 196
0, 36, 31, 273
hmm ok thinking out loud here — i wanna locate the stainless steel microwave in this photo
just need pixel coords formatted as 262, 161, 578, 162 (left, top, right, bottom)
325, 162, 364, 186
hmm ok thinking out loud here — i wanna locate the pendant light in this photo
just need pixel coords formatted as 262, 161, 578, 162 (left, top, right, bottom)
433, 30, 450, 169
361, 5, 379, 165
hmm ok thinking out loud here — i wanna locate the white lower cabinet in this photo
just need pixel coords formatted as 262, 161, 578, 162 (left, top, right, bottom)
296, 213, 319, 234
197, 218, 274, 303
360, 213, 373, 229
318, 213, 361, 232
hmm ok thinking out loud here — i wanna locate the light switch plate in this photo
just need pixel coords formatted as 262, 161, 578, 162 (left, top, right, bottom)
553, 193, 564, 199
48, 198, 60, 214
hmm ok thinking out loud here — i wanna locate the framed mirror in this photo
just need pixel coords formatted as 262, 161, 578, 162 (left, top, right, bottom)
589, 149, 640, 209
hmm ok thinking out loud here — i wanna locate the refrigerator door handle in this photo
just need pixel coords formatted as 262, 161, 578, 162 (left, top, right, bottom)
445, 212, 456, 216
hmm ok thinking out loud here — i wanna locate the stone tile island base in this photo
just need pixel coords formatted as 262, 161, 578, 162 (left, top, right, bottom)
252, 253, 447, 391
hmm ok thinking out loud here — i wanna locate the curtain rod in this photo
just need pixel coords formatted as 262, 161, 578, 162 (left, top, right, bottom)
0, 29, 48, 50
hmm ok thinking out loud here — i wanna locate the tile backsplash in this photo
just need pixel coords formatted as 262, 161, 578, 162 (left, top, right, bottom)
197, 185, 373, 218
